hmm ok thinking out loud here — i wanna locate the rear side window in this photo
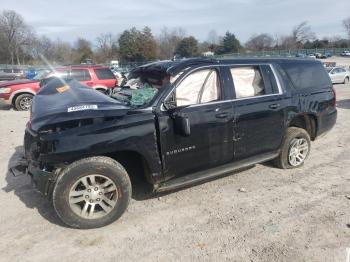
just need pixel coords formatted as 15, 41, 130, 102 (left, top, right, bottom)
70, 69, 91, 81
280, 62, 331, 89
230, 66, 266, 98
94, 68, 115, 80
176, 69, 220, 106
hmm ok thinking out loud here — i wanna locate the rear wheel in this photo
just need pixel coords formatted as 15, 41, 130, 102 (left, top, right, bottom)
53, 156, 131, 229
344, 77, 349, 84
274, 127, 311, 169
14, 93, 33, 111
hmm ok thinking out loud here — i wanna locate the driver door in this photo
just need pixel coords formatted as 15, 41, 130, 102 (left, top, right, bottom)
156, 68, 234, 180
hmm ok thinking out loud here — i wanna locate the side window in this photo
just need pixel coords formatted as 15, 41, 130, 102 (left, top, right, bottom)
280, 62, 331, 89
230, 66, 266, 98
94, 68, 115, 80
176, 69, 220, 107
71, 69, 91, 81
53, 70, 69, 78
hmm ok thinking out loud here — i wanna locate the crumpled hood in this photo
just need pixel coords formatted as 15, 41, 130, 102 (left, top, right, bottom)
30, 77, 130, 132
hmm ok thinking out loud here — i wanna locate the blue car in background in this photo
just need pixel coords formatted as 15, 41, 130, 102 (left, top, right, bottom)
25, 68, 48, 79
25, 68, 37, 79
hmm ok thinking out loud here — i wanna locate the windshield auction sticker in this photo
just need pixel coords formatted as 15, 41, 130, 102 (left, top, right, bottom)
67, 105, 98, 112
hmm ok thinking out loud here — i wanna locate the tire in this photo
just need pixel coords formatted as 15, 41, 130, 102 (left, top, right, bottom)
14, 93, 34, 111
344, 77, 349, 84
274, 127, 311, 169
53, 156, 131, 229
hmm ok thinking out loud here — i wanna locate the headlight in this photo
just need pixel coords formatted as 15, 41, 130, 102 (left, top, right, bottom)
0, 87, 11, 94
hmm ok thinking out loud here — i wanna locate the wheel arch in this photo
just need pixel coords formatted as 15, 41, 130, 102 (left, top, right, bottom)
10, 90, 36, 106
103, 150, 154, 186
288, 113, 318, 141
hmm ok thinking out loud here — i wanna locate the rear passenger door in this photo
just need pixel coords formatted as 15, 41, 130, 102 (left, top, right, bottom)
229, 65, 285, 160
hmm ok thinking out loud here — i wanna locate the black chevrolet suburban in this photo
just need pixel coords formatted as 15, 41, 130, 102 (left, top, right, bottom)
15, 58, 337, 228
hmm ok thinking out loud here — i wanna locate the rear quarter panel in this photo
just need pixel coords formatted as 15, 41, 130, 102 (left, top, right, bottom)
277, 61, 337, 137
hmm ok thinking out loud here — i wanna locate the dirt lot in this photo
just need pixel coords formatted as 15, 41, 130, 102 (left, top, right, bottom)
0, 84, 350, 262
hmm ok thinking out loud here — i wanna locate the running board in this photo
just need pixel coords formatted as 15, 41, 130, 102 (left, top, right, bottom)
155, 152, 279, 193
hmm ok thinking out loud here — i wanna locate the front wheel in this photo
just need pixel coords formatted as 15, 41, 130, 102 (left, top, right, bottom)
274, 127, 311, 169
53, 156, 131, 229
344, 77, 349, 84
14, 93, 33, 111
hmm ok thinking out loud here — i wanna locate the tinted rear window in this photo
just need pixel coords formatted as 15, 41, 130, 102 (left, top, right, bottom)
94, 68, 115, 80
280, 62, 331, 89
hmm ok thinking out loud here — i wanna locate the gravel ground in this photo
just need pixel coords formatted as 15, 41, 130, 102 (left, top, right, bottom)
0, 84, 349, 262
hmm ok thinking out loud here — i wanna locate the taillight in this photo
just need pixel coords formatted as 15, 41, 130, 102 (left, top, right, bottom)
332, 86, 336, 107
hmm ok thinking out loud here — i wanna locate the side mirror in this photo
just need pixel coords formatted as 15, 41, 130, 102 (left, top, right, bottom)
163, 99, 176, 110
173, 113, 191, 137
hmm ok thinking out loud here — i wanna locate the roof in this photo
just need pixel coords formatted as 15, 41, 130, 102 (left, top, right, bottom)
133, 57, 321, 76
57, 64, 107, 70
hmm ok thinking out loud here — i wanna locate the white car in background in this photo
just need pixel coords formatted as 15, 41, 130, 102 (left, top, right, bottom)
340, 51, 350, 57
327, 67, 350, 84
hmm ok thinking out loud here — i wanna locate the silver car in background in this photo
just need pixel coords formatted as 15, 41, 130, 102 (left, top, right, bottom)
327, 67, 349, 84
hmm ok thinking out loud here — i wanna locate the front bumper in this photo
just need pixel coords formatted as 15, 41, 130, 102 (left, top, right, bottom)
10, 161, 56, 196
0, 97, 11, 104
28, 164, 56, 196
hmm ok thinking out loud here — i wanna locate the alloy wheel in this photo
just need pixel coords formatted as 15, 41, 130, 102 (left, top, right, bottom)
288, 138, 309, 167
69, 175, 118, 219
19, 96, 32, 110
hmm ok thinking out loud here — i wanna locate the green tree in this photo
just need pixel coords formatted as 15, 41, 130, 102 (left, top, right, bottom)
215, 31, 241, 55
175, 36, 199, 58
118, 27, 158, 62
72, 38, 93, 63
140, 26, 158, 61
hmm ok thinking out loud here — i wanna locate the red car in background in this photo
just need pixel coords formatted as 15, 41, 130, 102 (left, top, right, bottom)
0, 65, 117, 110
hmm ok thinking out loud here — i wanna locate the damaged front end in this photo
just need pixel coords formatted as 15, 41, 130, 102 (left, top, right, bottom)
14, 77, 131, 196
9, 128, 59, 196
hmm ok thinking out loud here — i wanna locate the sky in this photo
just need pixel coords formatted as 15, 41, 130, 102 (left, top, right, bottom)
1, 0, 349, 44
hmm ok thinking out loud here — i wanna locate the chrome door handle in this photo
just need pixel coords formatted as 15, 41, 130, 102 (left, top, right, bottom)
215, 112, 228, 119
